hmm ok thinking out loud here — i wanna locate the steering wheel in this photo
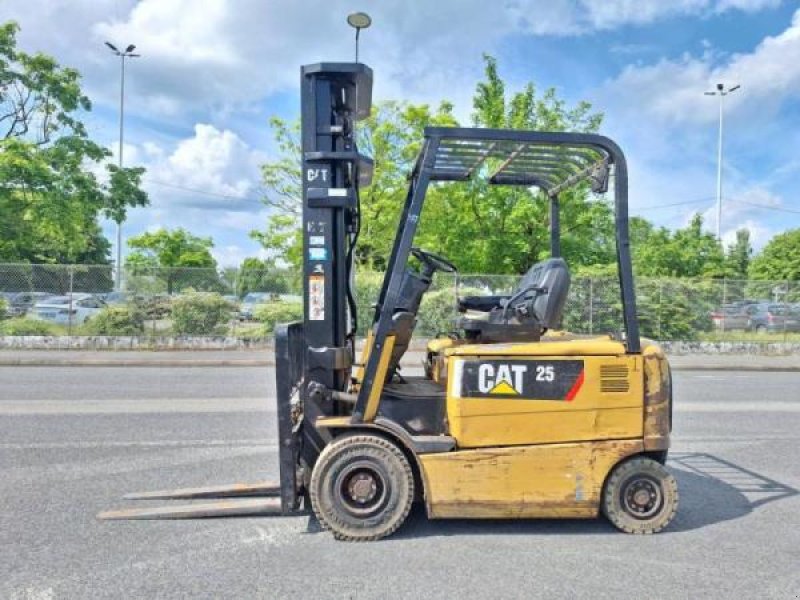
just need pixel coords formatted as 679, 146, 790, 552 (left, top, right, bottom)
411, 247, 458, 274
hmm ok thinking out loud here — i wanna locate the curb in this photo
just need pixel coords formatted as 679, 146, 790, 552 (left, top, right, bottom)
0, 359, 273, 367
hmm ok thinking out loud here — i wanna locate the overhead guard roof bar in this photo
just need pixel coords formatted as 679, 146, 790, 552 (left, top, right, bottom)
418, 127, 639, 354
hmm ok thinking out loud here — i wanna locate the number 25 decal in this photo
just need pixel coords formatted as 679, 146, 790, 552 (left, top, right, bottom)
535, 365, 555, 382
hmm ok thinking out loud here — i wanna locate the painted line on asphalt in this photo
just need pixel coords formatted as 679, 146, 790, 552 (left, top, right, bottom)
0, 439, 278, 450
676, 401, 800, 412
0, 398, 272, 414
2, 398, 799, 415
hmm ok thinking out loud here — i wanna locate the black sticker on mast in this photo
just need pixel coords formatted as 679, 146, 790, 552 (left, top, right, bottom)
460, 359, 585, 401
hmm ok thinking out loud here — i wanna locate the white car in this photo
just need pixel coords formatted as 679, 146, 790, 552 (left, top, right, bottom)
31, 294, 106, 325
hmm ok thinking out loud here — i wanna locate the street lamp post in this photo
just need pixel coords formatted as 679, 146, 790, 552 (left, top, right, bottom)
704, 82, 740, 241
105, 42, 140, 291
346, 12, 372, 63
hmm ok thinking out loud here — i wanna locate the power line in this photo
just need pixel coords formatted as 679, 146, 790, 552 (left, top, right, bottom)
634, 197, 715, 212
726, 198, 800, 215
146, 179, 266, 204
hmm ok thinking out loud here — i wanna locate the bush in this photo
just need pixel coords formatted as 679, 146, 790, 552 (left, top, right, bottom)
255, 301, 303, 334
83, 305, 146, 336
171, 292, 233, 335
417, 286, 483, 337
354, 270, 385, 333
0, 318, 62, 335
0, 296, 7, 321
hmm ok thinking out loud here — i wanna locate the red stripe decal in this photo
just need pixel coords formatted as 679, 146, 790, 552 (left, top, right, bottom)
564, 369, 585, 402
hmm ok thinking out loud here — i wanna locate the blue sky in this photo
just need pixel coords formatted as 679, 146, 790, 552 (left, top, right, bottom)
4, 0, 800, 266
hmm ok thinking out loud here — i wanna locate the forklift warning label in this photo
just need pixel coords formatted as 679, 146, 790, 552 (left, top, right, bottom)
308, 275, 325, 321
458, 359, 584, 401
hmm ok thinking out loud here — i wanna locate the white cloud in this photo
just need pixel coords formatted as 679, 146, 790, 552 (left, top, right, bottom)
695, 185, 783, 244
213, 244, 269, 267
715, 0, 782, 13
721, 219, 773, 250
104, 124, 270, 265
139, 123, 265, 212
603, 8, 800, 125
4, 0, 787, 121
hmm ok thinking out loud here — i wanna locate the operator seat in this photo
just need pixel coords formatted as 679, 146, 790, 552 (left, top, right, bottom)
458, 257, 571, 343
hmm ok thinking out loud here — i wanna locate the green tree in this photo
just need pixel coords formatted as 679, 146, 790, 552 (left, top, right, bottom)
749, 229, 800, 281
0, 21, 148, 264
126, 228, 217, 294
235, 257, 296, 297
633, 214, 725, 278
725, 228, 752, 279
414, 54, 609, 274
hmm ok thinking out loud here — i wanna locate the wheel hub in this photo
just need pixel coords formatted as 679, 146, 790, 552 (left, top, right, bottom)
622, 477, 662, 519
347, 472, 378, 505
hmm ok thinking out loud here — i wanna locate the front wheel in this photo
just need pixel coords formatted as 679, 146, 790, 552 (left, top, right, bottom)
310, 434, 414, 541
602, 456, 678, 534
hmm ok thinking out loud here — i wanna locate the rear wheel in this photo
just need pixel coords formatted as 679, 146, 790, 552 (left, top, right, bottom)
602, 456, 678, 534
310, 434, 414, 541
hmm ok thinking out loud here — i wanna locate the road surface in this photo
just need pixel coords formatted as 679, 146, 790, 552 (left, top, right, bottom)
1, 366, 798, 599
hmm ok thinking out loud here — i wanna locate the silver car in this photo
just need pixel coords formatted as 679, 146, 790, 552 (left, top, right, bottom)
31, 294, 106, 325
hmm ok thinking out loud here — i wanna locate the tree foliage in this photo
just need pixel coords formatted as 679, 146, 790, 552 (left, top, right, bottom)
725, 228, 752, 279
126, 228, 217, 294
749, 229, 800, 281
235, 257, 295, 297
632, 214, 725, 278
0, 21, 148, 264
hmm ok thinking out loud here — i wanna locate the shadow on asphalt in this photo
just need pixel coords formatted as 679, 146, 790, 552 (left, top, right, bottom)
389, 452, 799, 539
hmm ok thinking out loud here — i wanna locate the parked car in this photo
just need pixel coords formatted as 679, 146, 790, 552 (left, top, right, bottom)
239, 292, 271, 321
710, 301, 759, 331
2, 292, 57, 317
103, 291, 129, 305
746, 302, 800, 333
30, 293, 106, 325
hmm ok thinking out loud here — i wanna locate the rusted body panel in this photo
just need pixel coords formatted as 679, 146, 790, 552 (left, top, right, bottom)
419, 439, 644, 518
642, 342, 672, 451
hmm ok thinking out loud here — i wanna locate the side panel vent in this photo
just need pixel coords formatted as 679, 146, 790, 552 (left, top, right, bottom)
600, 364, 630, 393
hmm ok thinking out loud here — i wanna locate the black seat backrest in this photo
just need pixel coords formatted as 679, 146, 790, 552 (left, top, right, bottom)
511, 257, 570, 329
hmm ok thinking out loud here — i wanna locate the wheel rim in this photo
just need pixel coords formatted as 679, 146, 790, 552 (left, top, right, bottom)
620, 475, 664, 520
334, 460, 389, 517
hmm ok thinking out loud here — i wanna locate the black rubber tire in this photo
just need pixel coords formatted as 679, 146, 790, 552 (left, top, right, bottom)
602, 456, 678, 535
309, 434, 414, 542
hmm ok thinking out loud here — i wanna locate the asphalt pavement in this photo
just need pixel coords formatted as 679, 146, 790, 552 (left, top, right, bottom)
1, 366, 798, 599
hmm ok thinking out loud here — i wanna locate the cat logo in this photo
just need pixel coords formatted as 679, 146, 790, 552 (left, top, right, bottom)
478, 363, 527, 395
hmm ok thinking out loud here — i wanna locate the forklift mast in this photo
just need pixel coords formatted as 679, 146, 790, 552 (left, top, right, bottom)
300, 62, 372, 391
274, 63, 373, 513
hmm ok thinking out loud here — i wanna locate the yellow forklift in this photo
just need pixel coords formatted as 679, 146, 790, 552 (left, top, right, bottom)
101, 62, 676, 541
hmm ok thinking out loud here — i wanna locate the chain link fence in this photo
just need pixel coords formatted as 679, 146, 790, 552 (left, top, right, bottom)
0, 263, 798, 341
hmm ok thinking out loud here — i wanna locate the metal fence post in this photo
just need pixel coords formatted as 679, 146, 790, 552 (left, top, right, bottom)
657, 280, 663, 340
721, 278, 727, 337
784, 280, 790, 342
588, 278, 594, 335
67, 264, 75, 337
